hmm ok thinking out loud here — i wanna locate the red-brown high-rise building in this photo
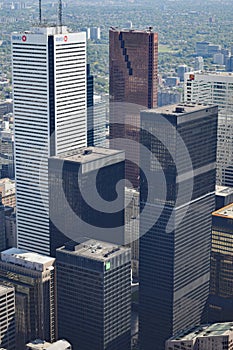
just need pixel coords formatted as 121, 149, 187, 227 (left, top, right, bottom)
109, 28, 158, 188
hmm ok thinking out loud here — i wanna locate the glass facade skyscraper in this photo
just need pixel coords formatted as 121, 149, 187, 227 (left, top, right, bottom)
49, 147, 125, 256
109, 28, 158, 188
209, 203, 233, 322
56, 239, 131, 350
139, 104, 218, 350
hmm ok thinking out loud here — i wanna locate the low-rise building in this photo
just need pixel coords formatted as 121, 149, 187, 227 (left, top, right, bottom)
166, 322, 233, 350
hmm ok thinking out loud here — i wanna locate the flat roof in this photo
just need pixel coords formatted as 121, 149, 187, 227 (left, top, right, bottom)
171, 322, 233, 341
216, 185, 233, 197
59, 239, 128, 262
187, 71, 233, 77
110, 27, 155, 34
51, 146, 124, 164
142, 103, 215, 117
1, 248, 55, 267
213, 203, 233, 219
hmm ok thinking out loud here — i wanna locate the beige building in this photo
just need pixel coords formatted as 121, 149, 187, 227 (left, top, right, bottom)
0, 248, 56, 350
0, 178, 15, 208
166, 322, 233, 350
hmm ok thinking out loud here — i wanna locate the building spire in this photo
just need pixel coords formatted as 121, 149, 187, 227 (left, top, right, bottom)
39, 0, 42, 24
58, 0, 62, 34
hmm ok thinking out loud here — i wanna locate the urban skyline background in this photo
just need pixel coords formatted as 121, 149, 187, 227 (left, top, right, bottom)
1, 0, 233, 349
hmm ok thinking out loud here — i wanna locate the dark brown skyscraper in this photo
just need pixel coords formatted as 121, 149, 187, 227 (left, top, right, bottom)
109, 28, 158, 188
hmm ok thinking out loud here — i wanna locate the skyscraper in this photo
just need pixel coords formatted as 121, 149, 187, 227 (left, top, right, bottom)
209, 204, 233, 322
0, 196, 6, 252
109, 27, 158, 187
0, 248, 56, 350
87, 66, 106, 147
56, 239, 131, 350
139, 104, 218, 350
12, 26, 86, 255
49, 147, 125, 255
87, 64, 94, 146
0, 284, 15, 350
184, 71, 233, 187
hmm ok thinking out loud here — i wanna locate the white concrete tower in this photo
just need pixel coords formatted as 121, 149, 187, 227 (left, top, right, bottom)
12, 26, 86, 255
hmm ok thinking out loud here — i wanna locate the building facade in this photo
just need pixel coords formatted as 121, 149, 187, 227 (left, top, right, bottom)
184, 71, 233, 187
0, 197, 6, 252
109, 27, 158, 188
139, 104, 218, 350
56, 240, 131, 350
49, 147, 125, 255
209, 204, 233, 322
166, 322, 233, 350
12, 26, 86, 255
0, 284, 15, 350
0, 248, 56, 350
215, 185, 233, 210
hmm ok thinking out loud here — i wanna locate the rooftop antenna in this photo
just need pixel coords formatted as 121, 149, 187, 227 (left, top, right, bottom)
39, 0, 42, 24
58, 0, 62, 34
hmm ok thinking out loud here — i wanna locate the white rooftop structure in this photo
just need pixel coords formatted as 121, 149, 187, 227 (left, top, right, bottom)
1, 248, 55, 272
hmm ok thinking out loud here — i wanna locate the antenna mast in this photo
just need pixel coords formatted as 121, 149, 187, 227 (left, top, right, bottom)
58, 0, 62, 34
39, 0, 42, 24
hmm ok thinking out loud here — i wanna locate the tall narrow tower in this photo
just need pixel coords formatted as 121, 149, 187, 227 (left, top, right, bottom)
109, 28, 158, 188
12, 26, 86, 255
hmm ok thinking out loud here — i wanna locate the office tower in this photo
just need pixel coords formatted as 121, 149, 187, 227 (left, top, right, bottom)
4, 209, 16, 248
209, 204, 233, 322
90, 27, 101, 41
26, 339, 72, 350
0, 178, 15, 208
125, 187, 139, 280
87, 64, 94, 146
0, 101, 13, 118
215, 185, 233, 210
196, 41, 210, 57
177, 64, 190, 82
158, 88, 182, 107
139, 104, 218, 350
166, 322, 233, 350
214, 52, 224, 65
12, 26, 86, 255
92, 96, 106, 146
87, 66, 106, 147
49, 147, 125, 255
194, 56, 204, 71
0, 284, 15, 350
56, 239, 131, 350
109, 27, 158, 187
0, 197, 6, 252
184, 71, 233, 187
0, 248, 56, 350
0, 123, 14, 179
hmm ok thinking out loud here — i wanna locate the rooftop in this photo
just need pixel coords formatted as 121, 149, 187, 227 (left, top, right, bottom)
188, 71, 233, 77
216, 185, 233, 197
1, 248, 55, 271
110, 26, 155, 34
52, 146, 124, 164
213, 203, 233, 219
26, 339, 71, 350
143, 103, 215, 116
171, 322, 233, 341
59, 239, 128, 262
